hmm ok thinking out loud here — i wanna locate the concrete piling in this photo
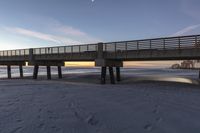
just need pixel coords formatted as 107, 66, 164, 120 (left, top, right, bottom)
116, 67, 121, 82
33, 65, 39, 79
7, 65, 11, 79
101, 67, 107, 84
47, 66, 51, 80
58, 66, 62, 79
199, 70, 200, 79
109, 67, 115, 84
19, 65, 23, 78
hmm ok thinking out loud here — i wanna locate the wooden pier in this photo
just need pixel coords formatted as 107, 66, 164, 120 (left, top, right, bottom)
0, 34, 200, 84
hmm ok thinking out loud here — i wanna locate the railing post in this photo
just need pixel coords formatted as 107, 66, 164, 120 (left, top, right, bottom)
71, 46, 73, 53
178, 37, 181, 49
125, 42, 128, 51
64, 46, 66, 53
150, 40, 152, 49
195, 36, 198, 47
163, 39, 165, 50
29, 48, 34, 62
137, 41, 139, 50
125, 42, 128, 59
39, 48, 41, 55
115, 42, 117, 57
97, 42, 104, 59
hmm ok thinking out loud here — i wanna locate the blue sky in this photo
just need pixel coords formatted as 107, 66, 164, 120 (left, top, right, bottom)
0, 0, 200, 50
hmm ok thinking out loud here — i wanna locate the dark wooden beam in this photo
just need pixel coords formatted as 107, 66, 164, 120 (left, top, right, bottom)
116, 67, 121, 82
33, 65, 39, 79
58, 66, 62, 79
47, 66, 51, 80
19, 65, 23, 78
109, 67, 115, 84
7, 65, 11, 79
101, 67, 106, 84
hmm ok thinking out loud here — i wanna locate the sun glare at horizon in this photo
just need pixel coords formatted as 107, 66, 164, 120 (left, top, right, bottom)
63, 61, 177, 68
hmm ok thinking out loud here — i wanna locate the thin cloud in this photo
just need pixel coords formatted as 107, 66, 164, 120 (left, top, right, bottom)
3, 27, 82, 45
2, 16, 101, 48
49, 20, 101, 43
172, 24, 200, 36
55, 25, 86, 36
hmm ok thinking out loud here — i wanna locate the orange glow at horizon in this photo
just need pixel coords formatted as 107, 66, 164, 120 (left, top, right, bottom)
64, 61, 179, 67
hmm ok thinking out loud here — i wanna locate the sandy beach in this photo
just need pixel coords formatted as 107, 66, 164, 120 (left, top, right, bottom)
0, 68, 200, 133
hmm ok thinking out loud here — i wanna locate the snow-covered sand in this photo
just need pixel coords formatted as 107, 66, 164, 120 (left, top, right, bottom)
0, 68, 200, 133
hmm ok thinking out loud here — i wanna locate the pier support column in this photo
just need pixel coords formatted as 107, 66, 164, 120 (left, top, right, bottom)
58, 66, 62, 79
33, 65, 39, 79
116, 67, 121, 82
101, 67, 107, 84
19, 65, 23, 78
109, 67, 115, 84
47, 66, 51, 80
7, 65, 11, 79
199, 70, 200, 79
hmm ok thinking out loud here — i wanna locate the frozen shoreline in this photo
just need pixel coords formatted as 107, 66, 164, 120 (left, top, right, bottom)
0, 69, 200, 133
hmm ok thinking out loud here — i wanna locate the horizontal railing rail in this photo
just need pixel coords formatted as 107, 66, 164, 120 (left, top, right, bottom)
103, 34, 200, 52
0, 34, 200, 58
0, 49, 29, 57
33, 44, 98, 55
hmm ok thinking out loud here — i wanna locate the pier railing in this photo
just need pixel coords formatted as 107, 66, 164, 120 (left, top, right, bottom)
33, 44, 97, 55
103, 35, 200, 52
0, 34, 200, 59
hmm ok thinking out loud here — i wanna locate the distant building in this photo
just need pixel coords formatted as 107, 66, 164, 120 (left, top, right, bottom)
181, 60, 194, 69
171, 60, 200, 69
171, 64, 180, 69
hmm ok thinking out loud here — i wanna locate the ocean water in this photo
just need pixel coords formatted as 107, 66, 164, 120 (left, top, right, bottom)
0, 66, 100, 78
0, 66, 199, 85
0, 66, 198, 79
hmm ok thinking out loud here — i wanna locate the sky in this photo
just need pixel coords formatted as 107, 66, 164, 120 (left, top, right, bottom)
0, 0, 200, 66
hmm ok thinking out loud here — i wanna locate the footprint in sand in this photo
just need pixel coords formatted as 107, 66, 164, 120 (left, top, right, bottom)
38, 123, 45, 129
38, 108, 42, 112
10, 127, 22, 133
153, 104, 164, 124
14, 98, 20, 102
156, 117, 163, 123
85, 114, 99, 126
51, 126, 61, 131
7, 102, 14, 106
153, 109, 159, 114
144, 124, 153, 131
68, 102, 75, 108
61, 94, 67, 99
16, 119, 23, 123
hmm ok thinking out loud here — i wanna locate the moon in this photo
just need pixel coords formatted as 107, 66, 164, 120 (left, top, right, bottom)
91, 0, 95, 2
